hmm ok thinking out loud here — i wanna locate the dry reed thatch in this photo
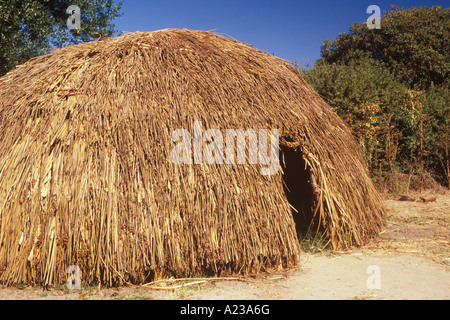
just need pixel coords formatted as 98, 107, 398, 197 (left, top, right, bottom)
0, 29, 386, 286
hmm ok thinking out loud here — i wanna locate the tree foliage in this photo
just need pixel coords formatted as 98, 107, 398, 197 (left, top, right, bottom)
304, 6, 449, 186
0, 0, 123, 76
305, 59, 412, 177
321, 6, 449, 90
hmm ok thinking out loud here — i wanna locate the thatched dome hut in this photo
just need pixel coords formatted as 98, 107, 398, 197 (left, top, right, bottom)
0, 29, 385, 286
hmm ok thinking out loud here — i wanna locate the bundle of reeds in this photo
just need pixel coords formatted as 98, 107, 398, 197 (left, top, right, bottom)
0, 29, 385, 286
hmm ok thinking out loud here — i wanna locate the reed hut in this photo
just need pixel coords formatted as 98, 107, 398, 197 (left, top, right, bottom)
0, 29, 386, 286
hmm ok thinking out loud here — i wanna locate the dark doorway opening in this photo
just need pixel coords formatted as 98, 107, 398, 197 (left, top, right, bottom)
280, 145, 320, 238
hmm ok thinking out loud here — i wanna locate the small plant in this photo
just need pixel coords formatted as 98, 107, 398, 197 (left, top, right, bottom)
14, 282, 28, 290
114, 288, 149, 300
299, 231, 329, 254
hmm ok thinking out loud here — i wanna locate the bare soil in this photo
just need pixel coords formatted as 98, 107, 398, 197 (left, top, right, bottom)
0, 189, 448, 300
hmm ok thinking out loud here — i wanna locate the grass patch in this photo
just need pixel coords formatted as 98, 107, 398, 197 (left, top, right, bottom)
299, 231, 330, 254
113, 288, 150, 300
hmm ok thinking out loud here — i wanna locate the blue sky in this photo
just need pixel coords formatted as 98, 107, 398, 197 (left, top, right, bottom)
113, 1, 448, 67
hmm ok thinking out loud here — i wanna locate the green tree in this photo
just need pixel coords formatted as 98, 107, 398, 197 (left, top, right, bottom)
0, 0, 123, 76
305, 6, 449, 186
304, 58, 413, 179
421, 80, 450, 185
320, 6, 449, 90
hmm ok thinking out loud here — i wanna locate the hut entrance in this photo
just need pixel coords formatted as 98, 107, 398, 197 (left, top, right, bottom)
280, 145, 319, 239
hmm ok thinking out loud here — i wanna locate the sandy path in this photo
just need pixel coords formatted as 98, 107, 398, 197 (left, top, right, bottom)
184, 253, 448, 300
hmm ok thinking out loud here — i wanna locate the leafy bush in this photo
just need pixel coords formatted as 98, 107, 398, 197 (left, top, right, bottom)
303, 6, 449, 187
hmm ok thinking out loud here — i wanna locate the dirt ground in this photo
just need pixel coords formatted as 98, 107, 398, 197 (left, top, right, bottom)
0, 189, 448, 300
